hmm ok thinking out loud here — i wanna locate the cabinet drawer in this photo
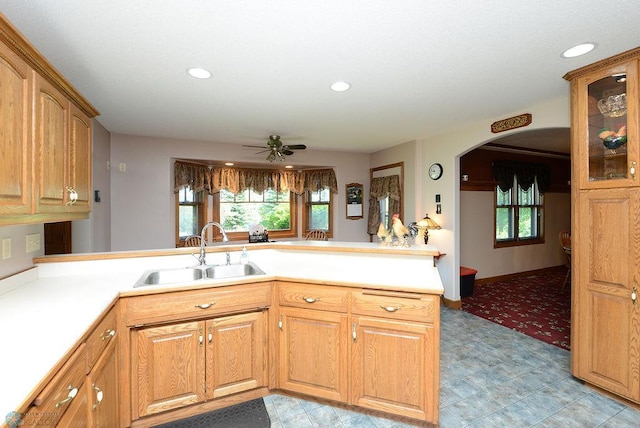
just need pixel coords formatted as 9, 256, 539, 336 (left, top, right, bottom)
278, 282, 349, 312
85, 307, 117, 372
31, 344, 87, 424
352, 290, 437, 322
125, 283, 272, 326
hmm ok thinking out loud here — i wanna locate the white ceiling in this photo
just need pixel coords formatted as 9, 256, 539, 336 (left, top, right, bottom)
2, 1, 639, 155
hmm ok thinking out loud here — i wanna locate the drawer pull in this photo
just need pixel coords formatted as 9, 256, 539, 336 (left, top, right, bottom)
92, 384, 103, 410
380, 305, 401, 313
55, 385, 78, 408
195, 302, 215, 309
303, 296, 319, 303
101, 329, 116, 341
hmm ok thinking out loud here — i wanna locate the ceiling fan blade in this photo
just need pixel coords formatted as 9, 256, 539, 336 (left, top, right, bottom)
254, 149, 271, 154
284, 144, 306, 150
281, 149, 294, 156
243, 144, 268, 149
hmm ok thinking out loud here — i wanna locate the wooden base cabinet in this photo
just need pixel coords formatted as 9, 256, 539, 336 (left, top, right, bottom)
278, 306, 349, 402
276, 282, 440, 424
352, 316, 436, 421
565, 47, 640, 405
132, 311, 268, 418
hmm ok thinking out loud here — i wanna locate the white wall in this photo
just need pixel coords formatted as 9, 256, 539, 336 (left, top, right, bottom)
0, 224, 44, 279
460, 191, 571, 279
109, 134, 371, 251
417, 95, 572, 300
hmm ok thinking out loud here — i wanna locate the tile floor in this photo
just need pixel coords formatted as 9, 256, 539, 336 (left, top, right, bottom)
264, 307, 640, 427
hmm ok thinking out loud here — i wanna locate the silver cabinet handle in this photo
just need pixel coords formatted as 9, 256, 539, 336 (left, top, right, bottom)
303, 296, 319, 303
65, 186, 79, 205
199, 328, 203, 346
380, 305, 400, 312
632, 287, 637, 305
55, 385, 78, 408
208, 327, 213, 344
92, 384, 103, 410
101, 329, 116, 341
631, 161, 637, 180
278, 315, 283, 331
195, 302, 215, 309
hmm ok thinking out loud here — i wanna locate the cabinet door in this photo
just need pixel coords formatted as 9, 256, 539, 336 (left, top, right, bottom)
573, 58, 639, 189
88, 339, 119, 427
34, 73, 69, 212
133, 321, 205, 418
573, 188, 640, 401
68, 103, 91, 212
0, 43, 32, 214
352, 315, 436, 422
206, 311, 267, 399
278, 306, 348, 402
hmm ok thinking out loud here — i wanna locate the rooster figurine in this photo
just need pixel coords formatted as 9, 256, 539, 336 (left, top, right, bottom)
391, 213, 411, 247
376, 222, 393, 246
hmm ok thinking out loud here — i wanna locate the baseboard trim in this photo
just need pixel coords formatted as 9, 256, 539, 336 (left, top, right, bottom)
475, 265, 565, 286
442, 296, 461, 310
443, 265, 566, 310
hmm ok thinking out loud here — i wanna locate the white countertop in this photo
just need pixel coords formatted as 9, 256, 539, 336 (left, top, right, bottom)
0, 242, 443, 413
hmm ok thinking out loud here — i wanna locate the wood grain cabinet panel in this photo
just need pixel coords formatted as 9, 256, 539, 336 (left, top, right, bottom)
278, 306, 349, 402
565, 47, 640, 405
206, 311, 267, 399
0, 43, 32, 214
352, 316, 436, 421
133, 321, 206, 418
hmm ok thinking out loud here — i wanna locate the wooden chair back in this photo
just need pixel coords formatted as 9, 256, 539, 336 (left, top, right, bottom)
184, 235, 202, 247
305, 230, 328, 241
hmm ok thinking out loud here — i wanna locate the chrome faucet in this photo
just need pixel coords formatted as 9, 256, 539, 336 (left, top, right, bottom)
198, 222, 229, 265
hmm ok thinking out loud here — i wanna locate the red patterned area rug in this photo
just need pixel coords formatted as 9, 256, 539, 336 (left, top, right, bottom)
461, 269, 571, 350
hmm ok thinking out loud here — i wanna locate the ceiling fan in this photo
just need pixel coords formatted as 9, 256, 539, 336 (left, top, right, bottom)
243, 135, 307, 162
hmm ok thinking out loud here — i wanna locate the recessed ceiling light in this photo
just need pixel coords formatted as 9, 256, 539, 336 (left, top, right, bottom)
330, 81, 351, 92
188, 67, 211, 79
562, 43, 596, 58
224, 162, 234, 166
285, 165, 294, 169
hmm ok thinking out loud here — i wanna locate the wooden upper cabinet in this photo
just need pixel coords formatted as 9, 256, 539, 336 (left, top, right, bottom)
0, 13, 98, 224
0, 43, 32, 214
34, 73, 69, 213
69, 104, 92, 212
565, 51, 639, 190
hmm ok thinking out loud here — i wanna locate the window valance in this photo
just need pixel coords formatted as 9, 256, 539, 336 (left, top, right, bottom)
492, 160, 551, 194
174, 161, 338, 195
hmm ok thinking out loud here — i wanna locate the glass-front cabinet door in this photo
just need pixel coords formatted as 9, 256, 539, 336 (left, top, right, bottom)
572, 58, 638, 189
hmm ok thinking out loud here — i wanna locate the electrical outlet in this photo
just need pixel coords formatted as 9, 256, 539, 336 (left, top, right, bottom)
26, 233, 41, 253
2, 238, 11, 259
119, 162, 127, 172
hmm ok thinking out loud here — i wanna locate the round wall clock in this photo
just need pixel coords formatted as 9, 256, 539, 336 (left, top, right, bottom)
428, 163, 443, 180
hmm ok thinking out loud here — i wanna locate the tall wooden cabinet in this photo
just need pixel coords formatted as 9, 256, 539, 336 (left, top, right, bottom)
564, 47, 640, 404
0, 13, 98, 224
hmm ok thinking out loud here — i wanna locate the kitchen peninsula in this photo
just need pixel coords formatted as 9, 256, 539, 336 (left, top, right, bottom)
0, 241, 443, 427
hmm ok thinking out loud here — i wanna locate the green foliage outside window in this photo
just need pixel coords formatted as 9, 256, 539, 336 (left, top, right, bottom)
220, 189, 291, 232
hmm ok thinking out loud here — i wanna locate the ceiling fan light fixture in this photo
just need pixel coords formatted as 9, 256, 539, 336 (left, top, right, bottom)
562, 43, 596, 58
330, 81, 351, 92
187, 67, 212, 79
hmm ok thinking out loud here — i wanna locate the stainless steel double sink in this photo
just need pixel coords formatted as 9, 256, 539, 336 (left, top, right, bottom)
134, 262, 265, 287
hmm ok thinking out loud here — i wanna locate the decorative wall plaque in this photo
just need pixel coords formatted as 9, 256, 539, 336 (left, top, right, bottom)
490, 113, 532, 133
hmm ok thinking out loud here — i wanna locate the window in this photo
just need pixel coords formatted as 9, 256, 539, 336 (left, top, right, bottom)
214, 188, 297, 240
495, 176, 544, 247
304, 189, 332, 234
175, 186, 207, 245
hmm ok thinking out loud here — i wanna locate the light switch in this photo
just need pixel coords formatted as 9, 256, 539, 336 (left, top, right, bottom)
2, 238, 11, 259
119, 162, 127, 172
